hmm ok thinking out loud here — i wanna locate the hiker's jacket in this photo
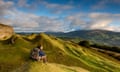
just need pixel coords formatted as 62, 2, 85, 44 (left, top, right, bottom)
39, 50, 45, 56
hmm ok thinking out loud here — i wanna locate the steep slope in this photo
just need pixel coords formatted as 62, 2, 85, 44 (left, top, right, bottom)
38, 33, 120, 72
0, 33, 120, 72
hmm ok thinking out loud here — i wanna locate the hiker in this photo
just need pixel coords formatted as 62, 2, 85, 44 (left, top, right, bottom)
38, 45, 47, 63
30, 45, 47, 63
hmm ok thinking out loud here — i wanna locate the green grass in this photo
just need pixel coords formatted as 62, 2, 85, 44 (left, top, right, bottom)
0, 33, 120, 72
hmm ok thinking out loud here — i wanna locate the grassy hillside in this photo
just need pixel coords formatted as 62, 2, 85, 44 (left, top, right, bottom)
0, 33, 120, 72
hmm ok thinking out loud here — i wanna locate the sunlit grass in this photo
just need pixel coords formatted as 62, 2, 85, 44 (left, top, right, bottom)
0, 33, 120, 72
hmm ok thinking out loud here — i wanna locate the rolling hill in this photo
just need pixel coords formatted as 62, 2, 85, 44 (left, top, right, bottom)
0, 33, 120, 72
46, 30, 120, 46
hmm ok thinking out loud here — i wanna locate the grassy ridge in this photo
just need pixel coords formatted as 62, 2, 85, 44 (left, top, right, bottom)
0, 33, 120, 72
39, 33, 120, 72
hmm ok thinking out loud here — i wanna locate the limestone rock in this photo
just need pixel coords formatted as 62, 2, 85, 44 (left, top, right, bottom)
0, 24, 14, 40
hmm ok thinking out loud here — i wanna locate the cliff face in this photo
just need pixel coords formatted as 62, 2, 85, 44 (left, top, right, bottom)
0, 24, 14, 40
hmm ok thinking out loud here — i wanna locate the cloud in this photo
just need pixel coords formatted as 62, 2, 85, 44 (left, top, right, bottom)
0, 0, 120, 32
102, 26, 120, 32
91, 0, 107, 10
0, 5, 39, 28
88, 20, 112, 29
91, 0, 120, 10
17, 0, 41, 10
42, 1, 74, 14
16, 0, 74, 14
66, 13, 120, 32
45, 3, 73, 10
0, 11, 66, 32
0, 0, 14, 16
0, 0, 67, 32
17, 0, 27, 7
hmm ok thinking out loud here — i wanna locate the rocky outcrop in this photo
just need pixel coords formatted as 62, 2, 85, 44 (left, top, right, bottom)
0, 24, 14, 40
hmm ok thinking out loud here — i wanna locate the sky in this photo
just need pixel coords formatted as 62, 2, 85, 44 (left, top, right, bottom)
0, 0, 120, 32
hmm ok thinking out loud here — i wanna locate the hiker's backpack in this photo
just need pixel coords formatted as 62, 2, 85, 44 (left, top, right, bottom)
30, 48, 39, 60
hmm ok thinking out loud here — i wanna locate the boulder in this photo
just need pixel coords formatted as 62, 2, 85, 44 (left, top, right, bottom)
0, 24, 14, 40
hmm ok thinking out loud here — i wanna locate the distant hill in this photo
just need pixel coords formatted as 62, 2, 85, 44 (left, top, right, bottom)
46, 30, 120, 46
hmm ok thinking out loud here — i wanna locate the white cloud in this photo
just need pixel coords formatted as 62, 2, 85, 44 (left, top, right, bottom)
0, 0, 14, 16
88, 20, 112, 29
66, 13, 120, 32
0, 0, 67, 32
0, 0, 120, 32
102, 26, 120, 32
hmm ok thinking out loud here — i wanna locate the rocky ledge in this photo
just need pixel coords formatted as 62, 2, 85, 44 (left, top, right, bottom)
0, 24, 14, 40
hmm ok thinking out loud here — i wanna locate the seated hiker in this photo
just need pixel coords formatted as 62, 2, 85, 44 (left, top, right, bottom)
38, 45, 47, 63
30, 47, 39, 61
30, 45, 47, 63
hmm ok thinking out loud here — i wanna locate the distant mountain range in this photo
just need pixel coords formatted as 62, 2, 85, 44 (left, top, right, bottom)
45, 30, 120, 47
